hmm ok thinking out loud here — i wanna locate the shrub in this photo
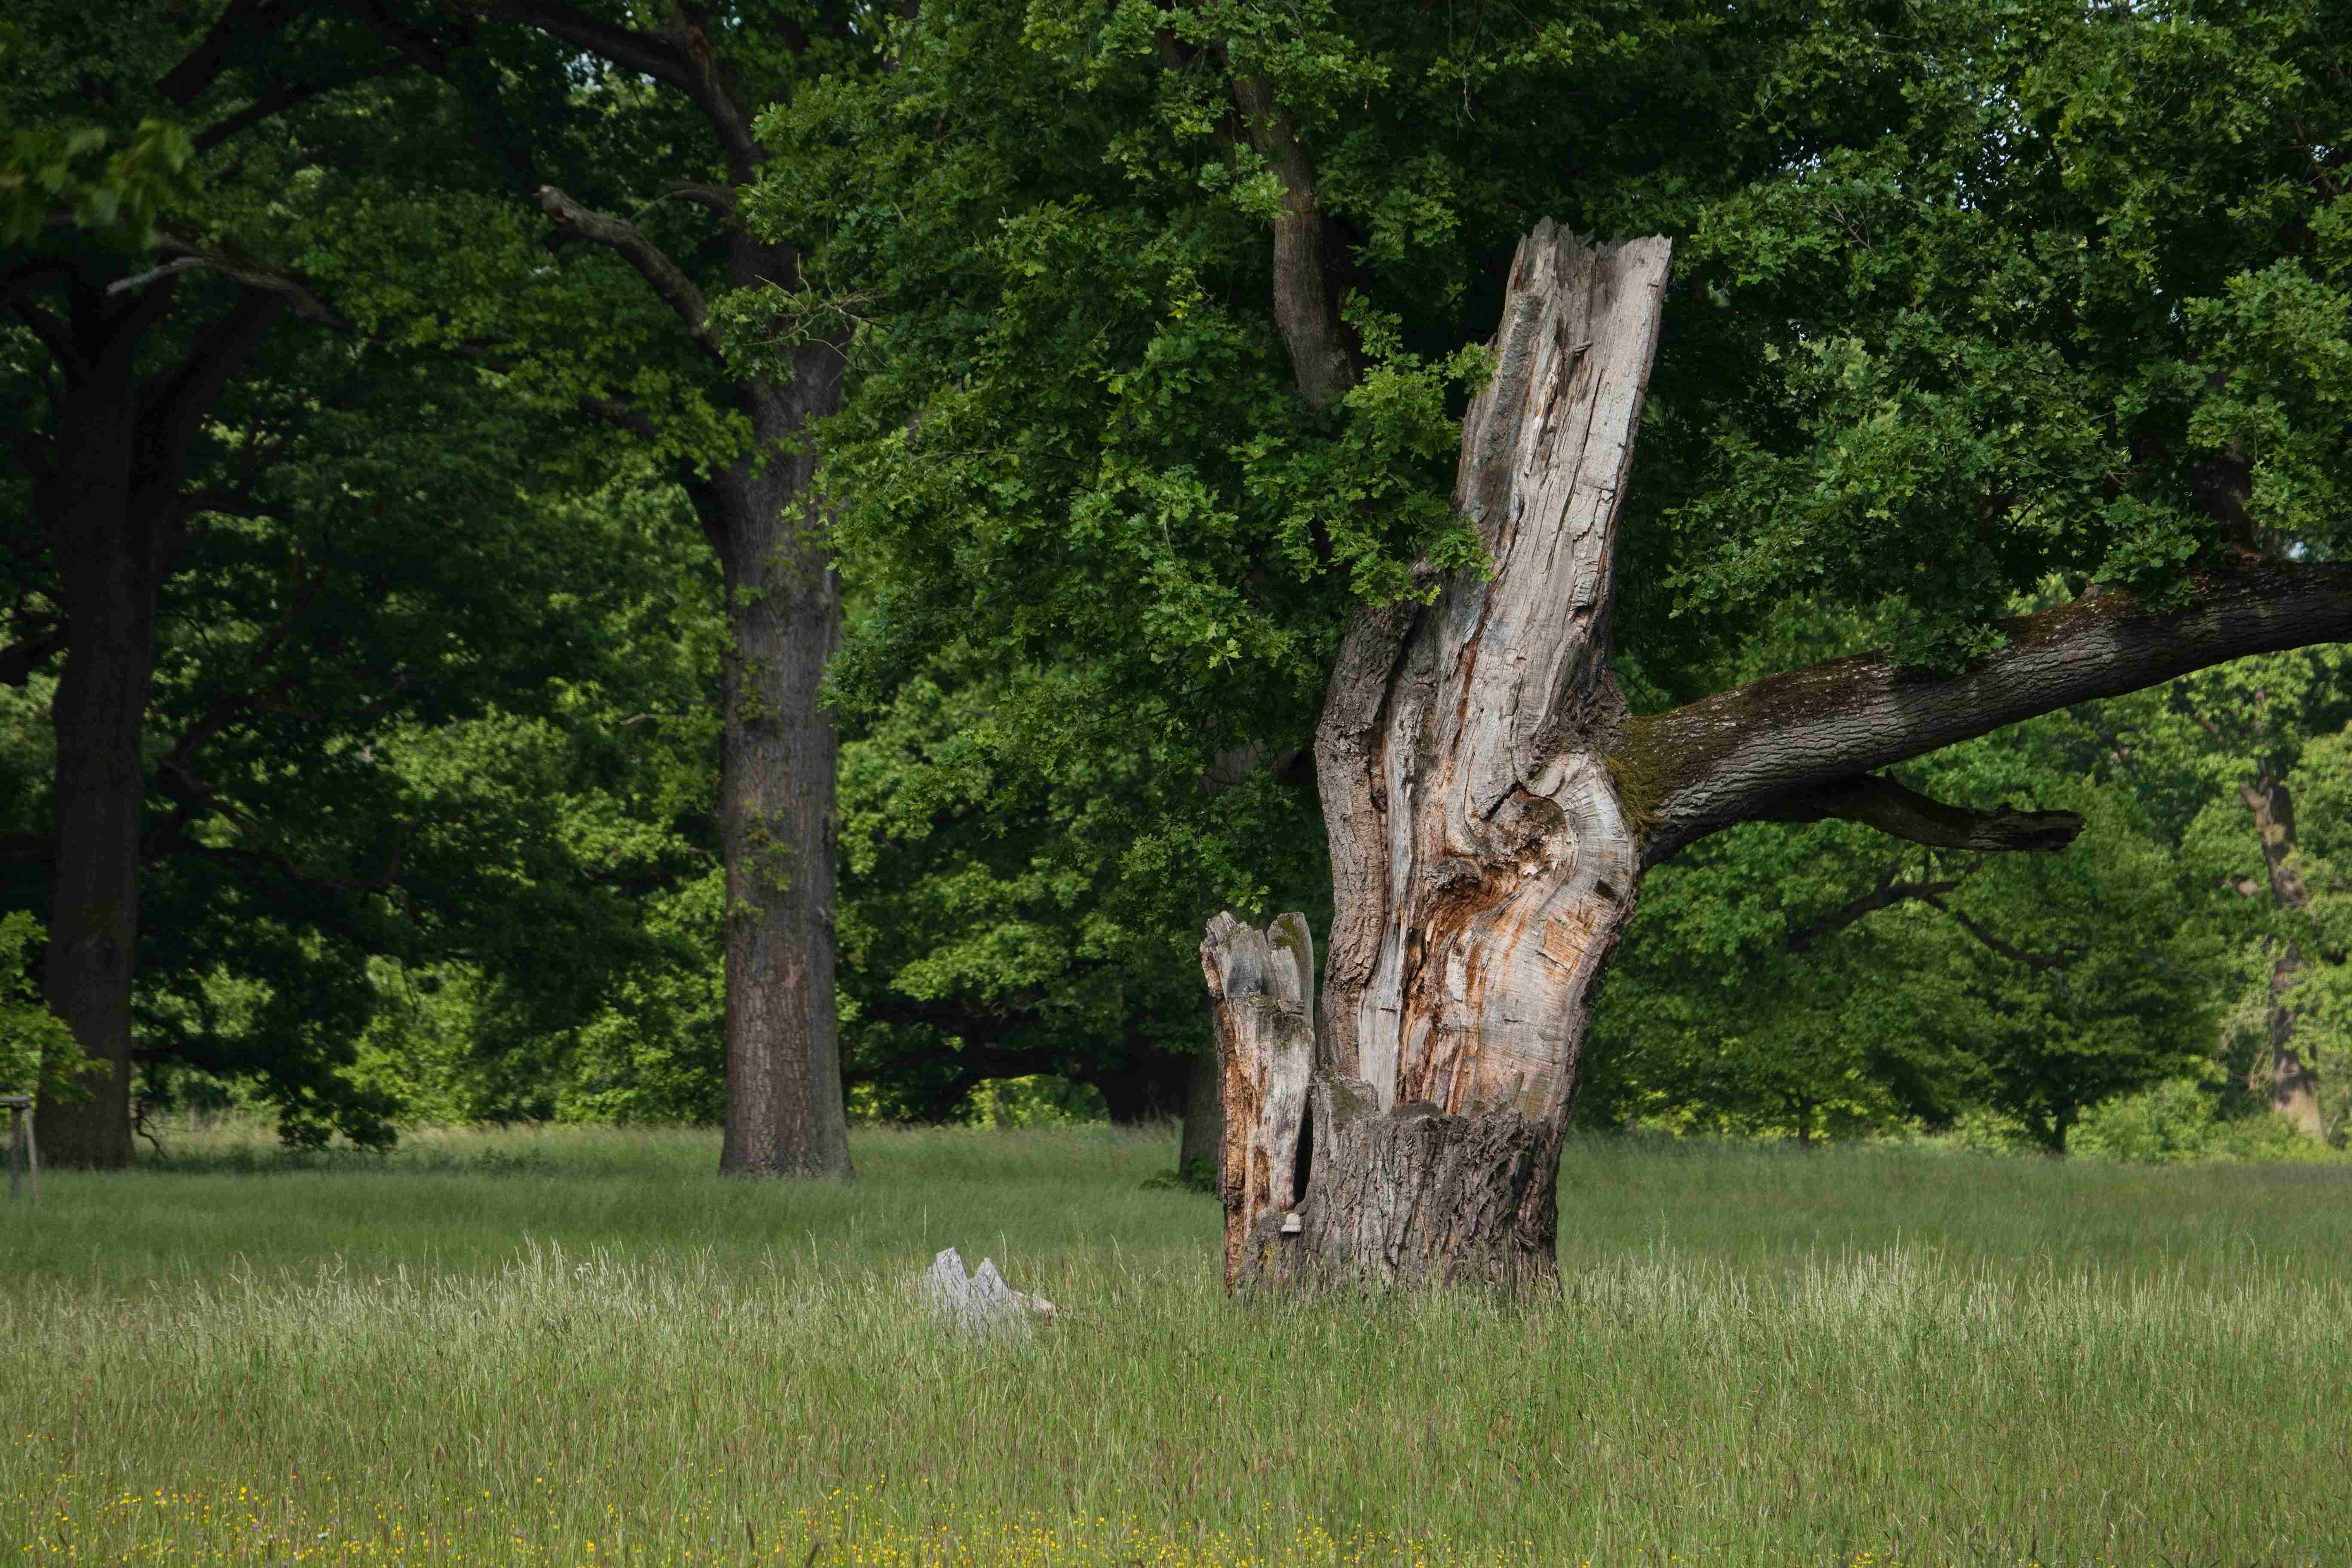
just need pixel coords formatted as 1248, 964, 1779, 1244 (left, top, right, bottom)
0, 912, 98, 1101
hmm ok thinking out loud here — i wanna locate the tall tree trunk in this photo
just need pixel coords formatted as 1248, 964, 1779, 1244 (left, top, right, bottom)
20, 284, 285, 1167
1094, 1041, 1195, 1123
1213, 229, 1668, 1291
704, 366, 853, 1180
34, 397, 156, 1170
2242, 777, 2323, 1136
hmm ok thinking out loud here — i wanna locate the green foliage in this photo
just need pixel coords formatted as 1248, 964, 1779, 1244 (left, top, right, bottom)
1643, 0, 2349, 671
0, 0, 806, 1147
0, 912, 93, 1101
0, 116, 195, 247
732, 0, 2352, 1156
1140, 1155, 1219, 1194
751, 0, 1840, 880
1590, 744, 2226, 1151
2071, 1077, 2345, 1164
834, 641, 1320, 1121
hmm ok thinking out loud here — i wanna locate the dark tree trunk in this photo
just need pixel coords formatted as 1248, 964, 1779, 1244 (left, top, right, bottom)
1093, 1048, 1195, 1124
701, 361, 853, 1181
27, 284, 284, 1167
496, 18, 861, 1180
35, 396, 155, 1169
1177, 1044, 1223, 1178
2242, 777, 2323, 1136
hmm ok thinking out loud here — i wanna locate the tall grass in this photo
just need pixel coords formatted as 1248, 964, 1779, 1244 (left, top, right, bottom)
3, 1123, 2348, 1566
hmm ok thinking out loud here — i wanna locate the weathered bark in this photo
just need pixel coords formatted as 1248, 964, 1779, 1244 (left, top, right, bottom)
1213, 228, 1668, 1290
699, 364, 853, 1180
2242, 778, 2324, 1136
1758, 774, 2080, 852
1209, 223, 2352, 1292
1202, 912, 1314, 1286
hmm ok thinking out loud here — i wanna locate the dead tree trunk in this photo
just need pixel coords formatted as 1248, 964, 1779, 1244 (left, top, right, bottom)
1202, 912, 1313, 1284
1206, 224, 2352, 1292
1211, 228, 1665, 1289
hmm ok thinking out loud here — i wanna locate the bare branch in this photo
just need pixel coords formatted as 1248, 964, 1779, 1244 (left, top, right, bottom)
535, 185, 720, 358
1785, 867, 1971, 953
103, 257, 211, 296
114, 233, 354, 329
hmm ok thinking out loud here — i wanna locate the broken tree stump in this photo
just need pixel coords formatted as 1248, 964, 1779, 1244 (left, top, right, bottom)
1200, 911, 1315, 1289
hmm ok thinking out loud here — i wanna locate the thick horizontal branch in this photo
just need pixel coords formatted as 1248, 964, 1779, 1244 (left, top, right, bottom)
1759, 774, 2082, 853
482, 0, 698, 95
1635, 562, 2352, 865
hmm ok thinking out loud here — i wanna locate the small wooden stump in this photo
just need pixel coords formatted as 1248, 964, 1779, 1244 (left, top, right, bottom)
1200, 912, 1315, 1289
3, 1094, 36, 1204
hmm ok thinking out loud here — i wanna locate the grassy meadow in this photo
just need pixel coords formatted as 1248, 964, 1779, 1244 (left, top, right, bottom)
3, 1121, 2349, 1568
